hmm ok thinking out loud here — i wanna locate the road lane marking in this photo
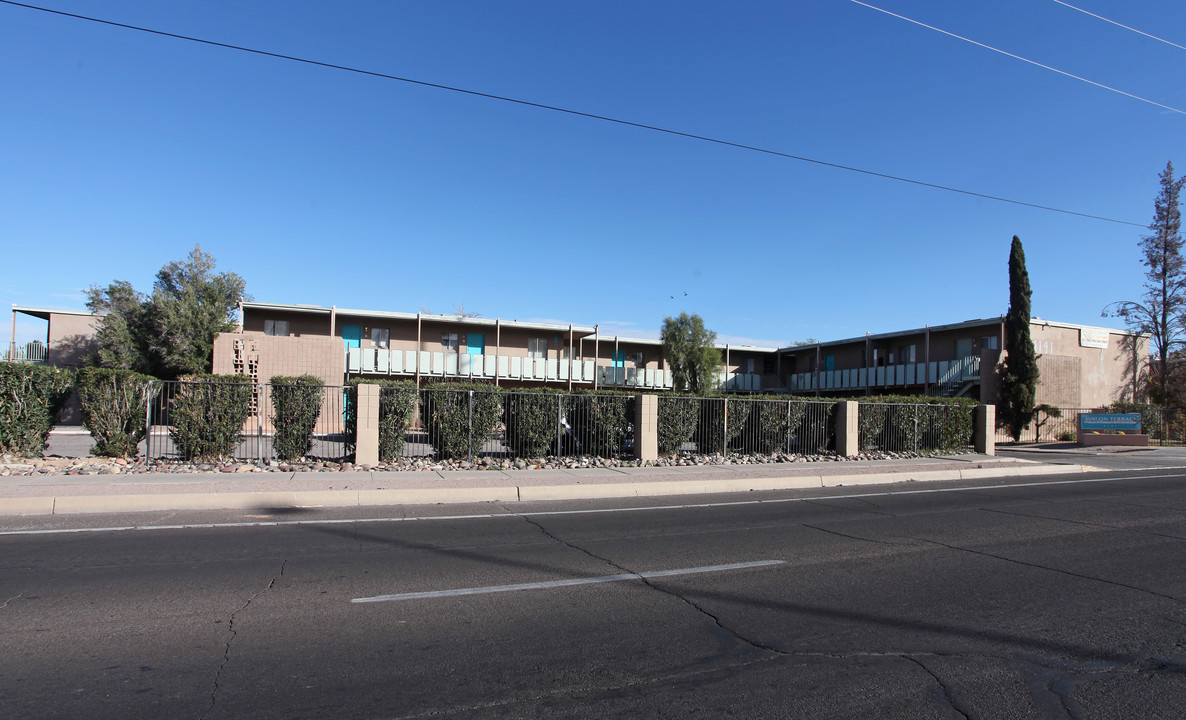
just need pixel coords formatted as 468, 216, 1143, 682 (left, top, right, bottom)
2, 471, 1184, 536
350, 560, 784, 603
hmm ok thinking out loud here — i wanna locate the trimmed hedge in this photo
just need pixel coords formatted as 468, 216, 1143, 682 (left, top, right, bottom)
422, 382, 503, 460
345, 379, 419, 462
753, 398, 810, 454
0, 363, 75, 456
270, 375, 324, 461
657, 395, 699, 455
503, 389, 562, 458
853, 395, 977, 453
564, 391, 634, 458
76, 367, 156, 458
697, 397, 747, 454
169, 374, 252, 461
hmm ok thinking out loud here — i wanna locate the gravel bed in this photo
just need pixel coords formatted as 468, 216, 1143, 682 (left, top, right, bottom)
1, 449, 952, 477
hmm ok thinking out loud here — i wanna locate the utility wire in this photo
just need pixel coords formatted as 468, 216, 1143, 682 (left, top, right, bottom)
852, 0, 1186, 117
1052, 0, 1186, 53
1, 0, 1145, 227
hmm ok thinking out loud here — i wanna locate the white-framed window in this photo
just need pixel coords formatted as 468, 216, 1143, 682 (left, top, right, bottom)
264, 319, 289, 337
371, 328, 389, 349
528, 338, 547, 360
441, 332, 458, 352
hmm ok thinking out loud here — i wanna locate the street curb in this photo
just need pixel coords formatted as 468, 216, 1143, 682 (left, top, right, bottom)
0, 463, 1097, 516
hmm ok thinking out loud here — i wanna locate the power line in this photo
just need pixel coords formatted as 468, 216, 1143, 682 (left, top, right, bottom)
852, 0, 1186, 117
1052, 0, 1186, 53
1, 0, 1146, 228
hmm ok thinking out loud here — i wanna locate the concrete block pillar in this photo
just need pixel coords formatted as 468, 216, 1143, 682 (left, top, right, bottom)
835, 401, 859, 458
356, 383, 380, 466
975, 404, 995, 456
634, 394, 658, 462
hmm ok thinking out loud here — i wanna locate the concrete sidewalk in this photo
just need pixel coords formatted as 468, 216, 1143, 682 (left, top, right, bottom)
0, 454, 1097, 516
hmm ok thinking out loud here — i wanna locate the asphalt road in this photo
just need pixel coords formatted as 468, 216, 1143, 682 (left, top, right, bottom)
2, 469, 1185, 719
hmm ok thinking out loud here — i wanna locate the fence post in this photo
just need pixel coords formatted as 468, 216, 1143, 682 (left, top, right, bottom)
634, 394, 657, 462
722, 398, 728, 457
975, 404, 996, 456
835, 401, 859, 457
144, 380, 153, 460
557, 394, 564, 457
355, 383, 380, 466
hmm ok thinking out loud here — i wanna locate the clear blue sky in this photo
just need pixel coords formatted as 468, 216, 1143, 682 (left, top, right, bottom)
4, 0, 1184, 349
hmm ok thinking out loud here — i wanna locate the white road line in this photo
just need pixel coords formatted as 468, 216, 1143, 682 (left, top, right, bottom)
351, 560, 784, 604
1, 471, 1183, 537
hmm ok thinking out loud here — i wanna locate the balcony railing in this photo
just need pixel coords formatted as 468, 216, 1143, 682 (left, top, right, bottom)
788, 356, 980, 394
5, 342, 48, 364
346, 347, 762, 392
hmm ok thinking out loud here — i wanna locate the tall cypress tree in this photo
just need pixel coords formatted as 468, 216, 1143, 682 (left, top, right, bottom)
998, 236, 1039, 441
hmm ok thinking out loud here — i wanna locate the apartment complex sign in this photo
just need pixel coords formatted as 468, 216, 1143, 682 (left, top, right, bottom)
1080, 328, 1109, 349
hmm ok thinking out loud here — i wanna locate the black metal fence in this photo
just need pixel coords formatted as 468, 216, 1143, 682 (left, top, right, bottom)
141, 381, 974, 463
993, 404, 1186, 446
860, 402, 976, 454
146, 381, 348, 462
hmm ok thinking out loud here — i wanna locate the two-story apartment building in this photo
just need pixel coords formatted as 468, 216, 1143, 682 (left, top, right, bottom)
211, 302, 780, 393
777, 316, 1145, 408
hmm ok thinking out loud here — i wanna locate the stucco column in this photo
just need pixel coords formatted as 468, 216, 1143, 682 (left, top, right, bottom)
634, 394, 658, 462
355, 383, 381, 466
835, 401, 860, 457
975, 404, 996, 456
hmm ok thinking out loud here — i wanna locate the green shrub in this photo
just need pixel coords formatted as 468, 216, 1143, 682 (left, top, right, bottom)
0, 363, 75, 456
697, 397, 746, 454
270, 375, 324, 461
793, 400, 836, 454
657, 395, 699, 454
1057, 429, 1076, 442
169, 375, 252, 461
565, 391, 634, 457
858, 403, 888, 451
345, 379, 419, 462
504, 389, 562, 458
76, 367, 156, 458
851, 395, 976, 453
422, 382, 502, 460
753, 398, 809, 454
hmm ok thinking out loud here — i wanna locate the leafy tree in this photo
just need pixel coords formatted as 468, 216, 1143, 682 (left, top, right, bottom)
87, 246, 247, 379
85, 280, 151, 373
1105, 162, 1186, 407
997, 236, 1040, 441
660, 312, 722, 395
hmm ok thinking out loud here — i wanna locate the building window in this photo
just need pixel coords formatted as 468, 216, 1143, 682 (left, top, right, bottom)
528, 338, 547, 360
371, 328, 389, 349
898, 344, 917, 363
441, 332, 458, 352
629, 352, 644, 368
264, 319, 289, 337
982, 336, 999, 350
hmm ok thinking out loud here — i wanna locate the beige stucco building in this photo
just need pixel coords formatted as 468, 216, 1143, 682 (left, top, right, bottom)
778, 316, 1145, 409
212, 302, 779, 393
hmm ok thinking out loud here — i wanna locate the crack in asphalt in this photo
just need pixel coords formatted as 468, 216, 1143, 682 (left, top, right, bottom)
201, 559, 287, 720
514, 513, 788, 658
981, 507, 1186, 542
899, 655, 971, 720
801, 523, 909, 546
912, 537, 1183, 604
802, 498, 896, 517
0, 592, 23, 609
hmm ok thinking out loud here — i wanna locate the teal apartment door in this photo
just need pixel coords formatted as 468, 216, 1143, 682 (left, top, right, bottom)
342, 325, 362, 349
467, 333, 485, 355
